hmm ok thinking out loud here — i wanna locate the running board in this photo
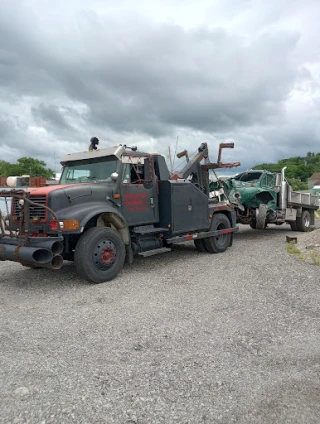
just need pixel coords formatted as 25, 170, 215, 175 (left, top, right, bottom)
138, 247, 171, 257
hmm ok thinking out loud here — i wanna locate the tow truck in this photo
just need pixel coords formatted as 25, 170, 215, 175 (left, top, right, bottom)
0, 142, 239, 283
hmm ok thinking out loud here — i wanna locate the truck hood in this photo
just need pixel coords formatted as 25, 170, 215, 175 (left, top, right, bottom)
225, 180, 276, 209
27, 184, 80, 195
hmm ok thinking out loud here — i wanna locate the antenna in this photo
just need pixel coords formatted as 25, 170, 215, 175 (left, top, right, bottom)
172, 135, 179, 170
168, 146, 174, 172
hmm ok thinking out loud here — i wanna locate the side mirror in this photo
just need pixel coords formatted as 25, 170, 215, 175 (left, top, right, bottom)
111, 172, 119, 181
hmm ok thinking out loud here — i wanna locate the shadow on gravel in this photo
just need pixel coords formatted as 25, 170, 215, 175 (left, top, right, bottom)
1, 262, 88, 290
235, 224, 294, 240
1, 225, 302, 289
1, 244, 203, 289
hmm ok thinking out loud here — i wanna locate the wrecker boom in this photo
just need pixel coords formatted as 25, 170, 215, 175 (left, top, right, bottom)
171, 142, 240, 181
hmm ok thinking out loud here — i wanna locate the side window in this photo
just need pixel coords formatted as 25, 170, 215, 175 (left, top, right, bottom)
260, 174, 267, 186
266, 174, 275, 187
122, 163, 145, 184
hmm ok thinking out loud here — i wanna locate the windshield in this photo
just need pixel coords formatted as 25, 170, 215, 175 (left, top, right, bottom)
60, 157, 118, 184
233, 171, 263, 183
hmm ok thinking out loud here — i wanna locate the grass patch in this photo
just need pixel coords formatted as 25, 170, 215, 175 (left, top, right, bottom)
286, 242, 301, 255
286, 242, 304, 260
286, 241, 320, 266
309, 251, 320, 266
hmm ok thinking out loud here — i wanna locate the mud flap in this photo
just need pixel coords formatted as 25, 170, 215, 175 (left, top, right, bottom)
256, 204, 268, 229
125, 244, 134, 265
229, 233, 234, 247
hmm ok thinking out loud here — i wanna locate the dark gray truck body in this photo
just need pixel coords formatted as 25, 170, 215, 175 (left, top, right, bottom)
0, 144, 238, 283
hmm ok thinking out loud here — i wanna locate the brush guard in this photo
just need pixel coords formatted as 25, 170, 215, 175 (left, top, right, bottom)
0, 189, 64, 269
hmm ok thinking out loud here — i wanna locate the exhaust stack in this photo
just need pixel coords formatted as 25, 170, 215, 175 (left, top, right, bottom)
279, 166, 288, 210
0, 245, 53, 264
39, 255, 64, 270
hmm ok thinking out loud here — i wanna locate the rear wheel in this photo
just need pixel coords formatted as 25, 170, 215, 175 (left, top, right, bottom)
204, 213, 231, 253
290, 220, 297, 231
194, 239, 207, 252
74, 227, 125, 283
296, 210, 311, 232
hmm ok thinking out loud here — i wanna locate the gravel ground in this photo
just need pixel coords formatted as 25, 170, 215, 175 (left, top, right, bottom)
295, 228, 320, 264
0, 224, 319, 424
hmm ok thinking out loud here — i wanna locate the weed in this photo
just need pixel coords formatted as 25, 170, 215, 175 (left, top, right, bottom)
309, 251, 320, 266
286, 242, 301, 255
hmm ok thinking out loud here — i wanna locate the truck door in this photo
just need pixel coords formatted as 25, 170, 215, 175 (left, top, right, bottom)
120, 158, 159, 226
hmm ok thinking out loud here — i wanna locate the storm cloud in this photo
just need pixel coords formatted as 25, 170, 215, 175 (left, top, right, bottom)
0, 0, 319, 172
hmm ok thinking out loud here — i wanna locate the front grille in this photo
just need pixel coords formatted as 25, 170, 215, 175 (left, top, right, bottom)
29, 195, 47, 220
13, 195, 47, 221
13, 198, 23, 220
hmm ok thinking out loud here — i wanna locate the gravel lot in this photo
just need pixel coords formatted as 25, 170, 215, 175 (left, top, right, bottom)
1, 224, 319, 424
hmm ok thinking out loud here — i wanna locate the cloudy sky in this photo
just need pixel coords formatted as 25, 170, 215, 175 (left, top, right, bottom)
0, 0, 319, 174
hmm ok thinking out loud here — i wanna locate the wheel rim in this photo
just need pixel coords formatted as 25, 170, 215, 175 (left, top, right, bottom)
93, 239, 117, 271
304, 215, 310, 228
215, 223, 228, 247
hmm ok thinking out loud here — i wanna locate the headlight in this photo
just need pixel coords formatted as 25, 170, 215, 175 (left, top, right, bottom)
233, 191, 241, 200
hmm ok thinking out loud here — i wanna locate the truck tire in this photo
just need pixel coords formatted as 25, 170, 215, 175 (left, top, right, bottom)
194, 239, 207, 252
249, 219, 257, 229
296, 210, 311, 232
74, 227, 126, 283
290, 221, 297, 231
203, 213, 231, 253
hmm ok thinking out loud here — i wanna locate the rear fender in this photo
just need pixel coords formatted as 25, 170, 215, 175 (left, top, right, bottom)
210, 209, 236, 230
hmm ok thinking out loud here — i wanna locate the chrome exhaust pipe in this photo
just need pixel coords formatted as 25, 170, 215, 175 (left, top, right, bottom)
279, 166, 288, 210
0, 244, 53, 264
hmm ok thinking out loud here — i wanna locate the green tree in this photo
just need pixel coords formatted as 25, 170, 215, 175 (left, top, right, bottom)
253, 151, 320, 184
0, 157, 54, 179
287, 178, 308, 191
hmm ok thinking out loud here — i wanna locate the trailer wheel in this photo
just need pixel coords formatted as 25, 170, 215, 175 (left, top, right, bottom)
194, 239, 207, 252
74, 227, 125, 283
204, 213, 231, 253
296, 210, 311, 232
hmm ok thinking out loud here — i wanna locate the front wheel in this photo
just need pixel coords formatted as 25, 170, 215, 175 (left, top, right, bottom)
296, 210, 311, 232
204, 213, 232, 253
249, 219, 257, 229
74, 227, 125, 283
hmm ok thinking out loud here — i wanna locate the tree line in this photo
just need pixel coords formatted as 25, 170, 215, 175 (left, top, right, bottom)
0, 158, 55, 180
253, 152, 320, 190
